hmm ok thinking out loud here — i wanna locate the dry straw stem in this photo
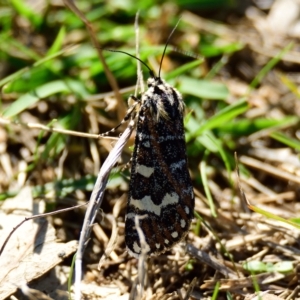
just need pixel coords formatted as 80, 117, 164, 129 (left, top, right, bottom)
98, 214, 119, 270
74, 119, 135, 300
0, 117, 118, 141
134, 11, 145, 95
240, 155, 300, 185
129, 215, 149, 300
128, 13, 149, 300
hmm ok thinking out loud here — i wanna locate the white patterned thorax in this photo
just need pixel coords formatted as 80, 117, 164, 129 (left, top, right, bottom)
141, 77, 185, 121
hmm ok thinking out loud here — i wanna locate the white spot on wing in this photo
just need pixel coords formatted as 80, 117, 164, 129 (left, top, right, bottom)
185, 206, 190, 215
171, 231, 178, 238
165, 239, 169, 244
180, 219, 186, 228
133, 242, 141, 254
156, 243, 160, 249
130, 192, 179, 216
136, 164, 154, 178
132, 240, 151, 255
144, 243, 151, 253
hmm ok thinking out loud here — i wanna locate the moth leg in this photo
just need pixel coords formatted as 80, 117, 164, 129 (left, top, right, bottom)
121, 157, 133, 171
99, 95, 140, 137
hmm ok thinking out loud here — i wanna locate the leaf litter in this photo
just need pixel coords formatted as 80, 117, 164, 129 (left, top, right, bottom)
0, 0, 300, 299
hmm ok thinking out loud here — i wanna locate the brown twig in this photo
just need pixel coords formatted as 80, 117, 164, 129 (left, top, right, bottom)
0, 203, 87, 257
63, 0, 126, 122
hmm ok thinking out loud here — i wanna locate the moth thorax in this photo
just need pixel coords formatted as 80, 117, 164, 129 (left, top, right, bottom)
152, 101, 169, 122
147, 76, 163, 87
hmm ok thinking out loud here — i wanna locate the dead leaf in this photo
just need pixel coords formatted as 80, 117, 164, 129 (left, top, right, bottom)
0, 187, 77, 299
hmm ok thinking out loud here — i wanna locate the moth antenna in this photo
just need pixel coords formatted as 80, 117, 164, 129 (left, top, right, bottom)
171, 46, 204, 61
102, 48, 154, 77
158, 18, 181, 78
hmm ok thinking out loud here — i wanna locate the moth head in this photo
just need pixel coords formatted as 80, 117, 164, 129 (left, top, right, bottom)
147, 76, 163, 88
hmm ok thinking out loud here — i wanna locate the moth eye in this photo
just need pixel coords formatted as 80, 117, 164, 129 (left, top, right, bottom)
155, 77, 163, 84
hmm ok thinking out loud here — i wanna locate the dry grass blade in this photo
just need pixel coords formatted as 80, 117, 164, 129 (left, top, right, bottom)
240, 155, 300, 185
98, 214, 118, 270
0, 117, 118, 140
75, 119, 135, 300
201, 272, 285, 291
2, 1, 300, 299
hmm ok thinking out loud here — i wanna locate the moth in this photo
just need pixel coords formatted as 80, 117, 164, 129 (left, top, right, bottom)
105, 26, 194, 257
125, 73, 195, 257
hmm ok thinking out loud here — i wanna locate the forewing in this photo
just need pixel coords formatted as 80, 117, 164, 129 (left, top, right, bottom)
125, 85, 194, 257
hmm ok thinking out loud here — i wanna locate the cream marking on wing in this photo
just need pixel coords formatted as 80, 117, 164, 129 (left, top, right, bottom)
156, 243, 161, 249
132, 240, 151, 255
133, 242, 141, 254
171, 231, 178, 238
125, 213, 149, 224
165, 239, 169, 244
185, 206, 190, 215
130, 192, 179, 216
136, 164, 154, 178
180, 219, 186, 228
143, 243, 151, 253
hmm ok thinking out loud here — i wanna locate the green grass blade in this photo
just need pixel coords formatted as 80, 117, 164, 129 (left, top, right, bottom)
200, 156, 217, 217
0, 46, 76, 88
179, 76, 229, 100
270, 132, 300, 151
217, 116, 299, 136
279, 72, 300, 98
165, 59, 204, 80
205, 55, 229, 80
11, 0, 43, 27
47, 26, 67, 56
207, 133, 233, 185
211, 281, 220, 300
68, 253, 76, 299
250, 42, 294, 89
188, 98, 249, 141
249, 204, 300, 230
3, 80, 71, 117
1, 35, 41, 60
